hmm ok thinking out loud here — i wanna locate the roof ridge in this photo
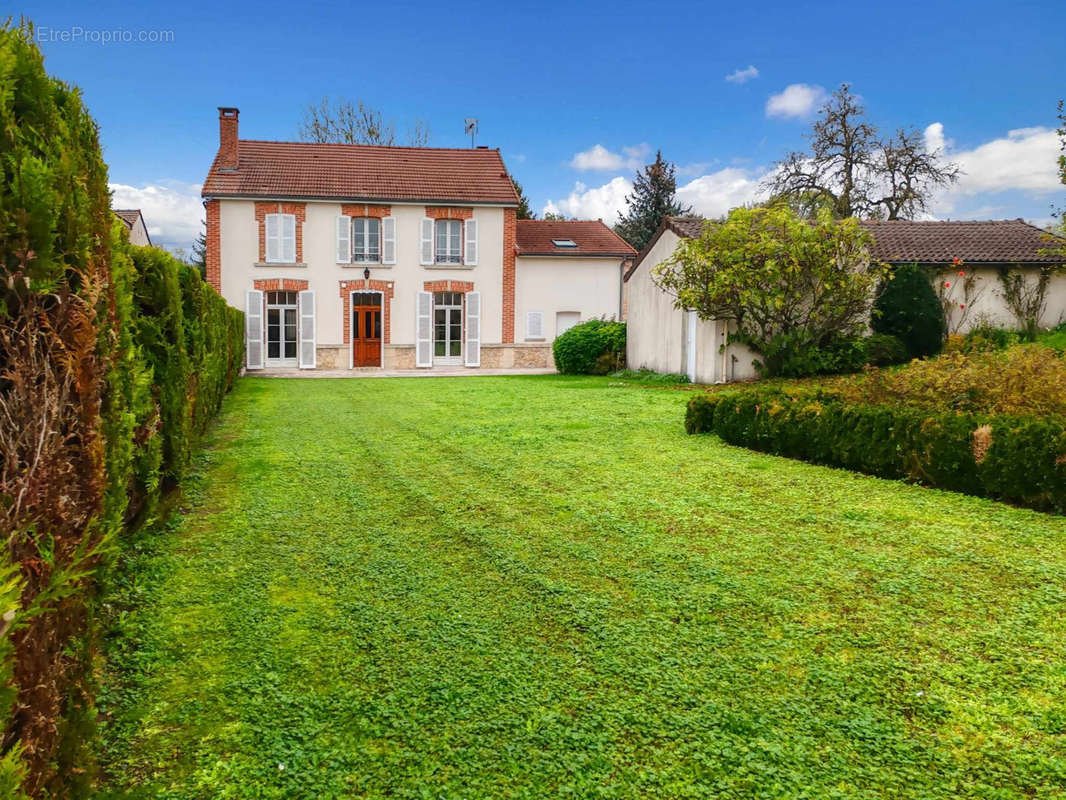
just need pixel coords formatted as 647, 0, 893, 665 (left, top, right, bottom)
237, 138, 502, 154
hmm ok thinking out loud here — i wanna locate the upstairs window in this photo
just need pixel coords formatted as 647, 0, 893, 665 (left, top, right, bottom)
265, 213, 296, 263
352, 217, 381, 263
435, 219, 463, 264
551, 238, 578, 248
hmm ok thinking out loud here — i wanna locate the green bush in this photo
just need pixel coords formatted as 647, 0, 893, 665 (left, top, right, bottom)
873, 263, 945, 359
552, 319, 626, 374
864, 333, 908, 366
686, 389, 1066, 513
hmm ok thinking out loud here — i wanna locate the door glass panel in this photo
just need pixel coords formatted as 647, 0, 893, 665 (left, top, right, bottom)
364, 310, 373, 339
284, 308, 297, 359
267, 308, 280, 359
374, 311, 381, 339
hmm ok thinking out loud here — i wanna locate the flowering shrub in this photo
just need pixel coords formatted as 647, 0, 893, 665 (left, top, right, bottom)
936, 258, 988, 334
836, 344, 1066, 417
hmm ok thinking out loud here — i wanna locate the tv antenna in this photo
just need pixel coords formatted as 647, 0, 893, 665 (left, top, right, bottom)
464, 118, 478, 148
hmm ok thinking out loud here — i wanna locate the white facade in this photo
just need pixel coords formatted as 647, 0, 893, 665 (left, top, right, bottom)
515, 256, 624, 344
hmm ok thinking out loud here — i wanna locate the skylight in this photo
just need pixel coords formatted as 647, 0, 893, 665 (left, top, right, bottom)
551, 238, 578, 248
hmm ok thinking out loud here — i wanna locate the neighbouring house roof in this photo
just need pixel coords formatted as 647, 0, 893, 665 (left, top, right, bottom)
516, 220, 636, 257
624, 216, 705, 280
113, 208, 152, 246
624, 216, 1065, 281
859, 219, 1064, 265
201, 140, 520, 205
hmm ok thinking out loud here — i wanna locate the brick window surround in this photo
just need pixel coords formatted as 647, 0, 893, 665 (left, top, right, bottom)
342, 203, 392, 218
339, 278, 395, 346
255, 201, 307, 263
425, 206, 473, 220
423, 280, 474, 293
253, 278, 308, 292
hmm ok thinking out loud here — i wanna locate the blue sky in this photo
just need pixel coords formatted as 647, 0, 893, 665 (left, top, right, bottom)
17, 0, 1066, 250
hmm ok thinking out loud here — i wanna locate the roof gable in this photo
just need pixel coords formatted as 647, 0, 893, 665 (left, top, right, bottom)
202, 140, 520, 205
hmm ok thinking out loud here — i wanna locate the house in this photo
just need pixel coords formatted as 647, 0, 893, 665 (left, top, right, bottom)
625, 216, 1066, 383
114, 208, 152, 246
202, 108, 633, 371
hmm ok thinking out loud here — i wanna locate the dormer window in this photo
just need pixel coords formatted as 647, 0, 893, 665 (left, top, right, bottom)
352, 217, 380, 263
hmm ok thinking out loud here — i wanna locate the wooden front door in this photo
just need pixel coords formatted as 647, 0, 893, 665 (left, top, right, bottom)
351, 292, 382, 367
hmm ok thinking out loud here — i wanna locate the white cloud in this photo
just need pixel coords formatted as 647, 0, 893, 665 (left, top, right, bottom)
543, 167, 770, 222
109, 181, 204, 251
766, 84, 826, 119
543, 177, 632, 220
725, 65, 759, 84
569, 143, 650, 171
677, 168, 768, 217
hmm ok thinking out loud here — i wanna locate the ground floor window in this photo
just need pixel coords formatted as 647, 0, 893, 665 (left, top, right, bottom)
266, 290, 299, 364
433, 291, 463, 360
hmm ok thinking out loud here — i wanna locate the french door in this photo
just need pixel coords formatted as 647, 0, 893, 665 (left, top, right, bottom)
433, 291, 463, 365
265, 291, 299, 367
351, 291, 382, 367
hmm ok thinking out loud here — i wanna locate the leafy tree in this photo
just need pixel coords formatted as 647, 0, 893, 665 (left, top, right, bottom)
191, 224, 207, 279
299, 97, 430, 146
653, 204, 887, 376
872, 263, 945, 358
616, 150, 690, 250
766, 84, 960, 220
542, 211, 569, 221
512, 178, 535, 220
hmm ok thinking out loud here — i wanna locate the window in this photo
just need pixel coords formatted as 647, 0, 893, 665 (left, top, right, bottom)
265, 213, 296, 263
352, 218, 380, 263
433, 291, 463, 358
435, 219, 463, 264
551, 238, 578, 248
526, 310, 545, 340
556, 311, 580, 336
266, 290, 298, 305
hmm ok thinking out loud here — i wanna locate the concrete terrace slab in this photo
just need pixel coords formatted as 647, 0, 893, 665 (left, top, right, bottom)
252, 367, 558, 378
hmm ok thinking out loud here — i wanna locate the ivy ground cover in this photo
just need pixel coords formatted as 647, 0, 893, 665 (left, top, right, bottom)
99, 376, 1066, 799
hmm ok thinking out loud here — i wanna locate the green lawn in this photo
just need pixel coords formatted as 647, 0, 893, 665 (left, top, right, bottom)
98, 376, 1066, 799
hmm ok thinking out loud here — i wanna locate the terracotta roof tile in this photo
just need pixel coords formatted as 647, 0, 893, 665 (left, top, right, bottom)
516, 220, 635, 256
202, 140, 519, 205
859, 219, 1064, 264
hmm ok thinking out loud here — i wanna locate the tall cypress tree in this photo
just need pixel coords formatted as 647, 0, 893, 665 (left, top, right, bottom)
615, 150, 690, 250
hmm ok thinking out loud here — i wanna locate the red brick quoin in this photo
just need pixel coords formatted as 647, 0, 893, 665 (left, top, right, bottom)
339, 279, 395, 346
502, 208, 516, 343
254, 201, 306, 263
205, 199, 221, 292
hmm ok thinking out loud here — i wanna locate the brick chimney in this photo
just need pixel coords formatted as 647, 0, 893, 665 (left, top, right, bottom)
218, 107, 239, 170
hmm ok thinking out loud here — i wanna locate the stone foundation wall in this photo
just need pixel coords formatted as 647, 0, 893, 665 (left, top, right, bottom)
310, 344, 553, 371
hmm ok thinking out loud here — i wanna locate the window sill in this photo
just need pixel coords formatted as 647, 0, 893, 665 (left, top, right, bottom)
255, 262, 307, 268
525, 337, 546, 342
424, 264, 474, 270
341, 263, 392, 268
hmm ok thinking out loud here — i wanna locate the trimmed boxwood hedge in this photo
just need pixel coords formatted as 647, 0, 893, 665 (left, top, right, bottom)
686, 389, 1066, 513
552, 319, 626, 374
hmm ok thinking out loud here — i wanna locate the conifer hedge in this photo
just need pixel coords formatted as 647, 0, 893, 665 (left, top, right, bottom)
685, 389, 1066, 513
0, 23, 243, 797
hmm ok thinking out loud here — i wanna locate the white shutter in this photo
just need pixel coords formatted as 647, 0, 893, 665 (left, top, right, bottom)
282, 214, 296, 263
298, 290, 316, 369
416, 291, 433, 367
245, 289, 264, 369
420, 218, 434, 265
265, 214, 280, 263
336, 215, 350, 263
526, 311, 544, 339
464, 218, 478, 266
465, 291, 481, 367
382, 217, 396, 264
